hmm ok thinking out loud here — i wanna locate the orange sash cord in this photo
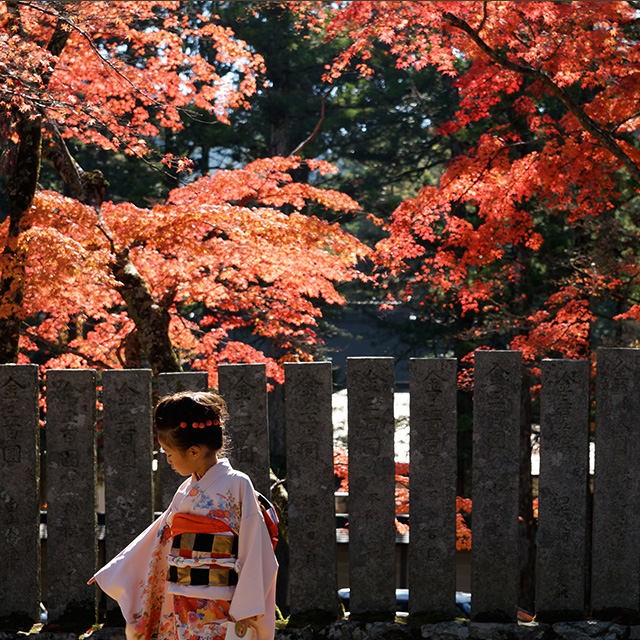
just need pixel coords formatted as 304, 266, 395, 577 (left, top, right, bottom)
170, 512, 234, 538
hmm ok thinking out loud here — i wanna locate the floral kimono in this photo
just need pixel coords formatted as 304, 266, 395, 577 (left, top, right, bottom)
94, 459, 278, 640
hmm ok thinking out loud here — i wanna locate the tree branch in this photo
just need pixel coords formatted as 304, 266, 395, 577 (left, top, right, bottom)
111, 248, 182, 374
25, 329, 114, 370
289, 89, 331, 157
441, 11, 640, 186
18, 0, 167, 109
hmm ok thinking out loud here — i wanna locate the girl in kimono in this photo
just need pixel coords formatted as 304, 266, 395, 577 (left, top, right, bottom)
91, 391, 278, 640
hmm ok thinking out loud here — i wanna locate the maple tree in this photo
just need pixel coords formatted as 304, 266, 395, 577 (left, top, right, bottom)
291, 1, 640, 366
333, 448, 472, 550
0, 1, 369, 379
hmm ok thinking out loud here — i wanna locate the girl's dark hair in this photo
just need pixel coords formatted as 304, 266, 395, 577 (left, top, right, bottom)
155, 391, 229, 453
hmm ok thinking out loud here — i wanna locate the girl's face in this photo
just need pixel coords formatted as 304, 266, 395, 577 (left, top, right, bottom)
159, 437, 205, 477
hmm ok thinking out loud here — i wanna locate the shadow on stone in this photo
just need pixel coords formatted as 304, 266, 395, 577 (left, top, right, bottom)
592, 608, 640, 625
44, 600, 95, 634
0, 612, 35, 632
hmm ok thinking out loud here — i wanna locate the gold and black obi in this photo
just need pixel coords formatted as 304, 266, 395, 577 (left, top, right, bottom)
167, 513, 239, 588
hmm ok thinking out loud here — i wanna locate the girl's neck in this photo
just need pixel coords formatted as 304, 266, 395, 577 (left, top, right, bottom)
194, 453, 218, 480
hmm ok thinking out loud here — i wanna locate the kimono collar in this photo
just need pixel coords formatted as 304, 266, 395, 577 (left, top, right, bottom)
189, 457, 231, 492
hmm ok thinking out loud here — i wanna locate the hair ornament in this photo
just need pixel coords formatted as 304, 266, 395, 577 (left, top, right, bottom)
176, 419, 218, 429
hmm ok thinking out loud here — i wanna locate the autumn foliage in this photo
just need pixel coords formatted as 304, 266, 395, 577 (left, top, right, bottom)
333, 448, 472, 550
13, 157, 368, 381
2, 2, 263, 148
0, 1, 369, 378
293, 1, 640, 364
6, 0, 640, 378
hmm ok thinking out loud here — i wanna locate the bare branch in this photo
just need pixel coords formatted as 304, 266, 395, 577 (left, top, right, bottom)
289, 89, 331, 157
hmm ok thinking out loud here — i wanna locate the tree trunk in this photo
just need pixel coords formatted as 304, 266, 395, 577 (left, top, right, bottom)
0, 6, 71, 363
41, 118, 182, 375
0, 114, 43, 362
111, 249, 182, 375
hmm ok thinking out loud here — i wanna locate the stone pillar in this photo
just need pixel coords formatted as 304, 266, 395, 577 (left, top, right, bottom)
218, 364, 270, 497
0, 365, 40, 621
592, 348, 640, 614
102, 369, 154, 563
471, 351, 521, 621
285, 362, 337, 616
46, 370, 98, 623
408, 358, 457, 617
156, 372, 209, 510
536, 360, 589, 615
347, 357, 396, 617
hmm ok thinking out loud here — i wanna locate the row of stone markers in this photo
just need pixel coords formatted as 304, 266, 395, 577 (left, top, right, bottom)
0, 350, 639, 625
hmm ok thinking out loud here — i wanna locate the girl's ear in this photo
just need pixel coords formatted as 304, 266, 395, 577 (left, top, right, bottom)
189, 445, 202, 459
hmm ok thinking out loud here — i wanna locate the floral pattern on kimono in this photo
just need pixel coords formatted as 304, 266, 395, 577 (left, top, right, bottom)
173, 597, 230, 640
93, 459, 278, 640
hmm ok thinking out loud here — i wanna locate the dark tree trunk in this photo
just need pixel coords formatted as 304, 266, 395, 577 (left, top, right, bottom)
0, 115, 42, 362
0, 6, 71, 363
111, 250, 182, 375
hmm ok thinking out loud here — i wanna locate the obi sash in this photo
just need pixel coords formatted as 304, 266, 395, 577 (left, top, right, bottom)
167, 513, 238, 588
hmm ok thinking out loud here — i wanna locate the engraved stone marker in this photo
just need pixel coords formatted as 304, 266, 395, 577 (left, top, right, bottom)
347, 357, 396, 616
592, 348, 640, 613
102, 369, 154, 563
157, 372, 209, 509
218, 364, 270, 496
471, 351, 521, 620
409, 358, 457, 616
46, 369, 98, 622
285, 362, 337, 615
0, 365, 40, 621
537, 359, 589, 614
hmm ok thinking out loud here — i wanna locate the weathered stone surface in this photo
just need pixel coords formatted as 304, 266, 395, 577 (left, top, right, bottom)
156, 372, 208, 509
321, 620, 363, 640
347, 358, 396, 616
46, 369, 98, 623
276, 627, 316, 640
552, 621, 628, 640
537, 360, 590, 612
471, 352, 521, 620
285, 362, 337, 615
592, 348, 640, 612
469, 622, 520, 640
102, 369, 154, 563
218, 364, 270, 496
31, 634, 77, 640
362, 622, 414, 640
409, 358, 457, 616
421, 621, 470, 640
0, 364, 40, 621
89, 627, 127, 640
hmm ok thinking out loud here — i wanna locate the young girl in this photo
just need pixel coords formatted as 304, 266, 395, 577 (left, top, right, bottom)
92, 391, 278, 640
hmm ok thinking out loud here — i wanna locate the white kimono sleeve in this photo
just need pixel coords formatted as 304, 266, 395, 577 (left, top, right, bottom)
228, 481, 278, 640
